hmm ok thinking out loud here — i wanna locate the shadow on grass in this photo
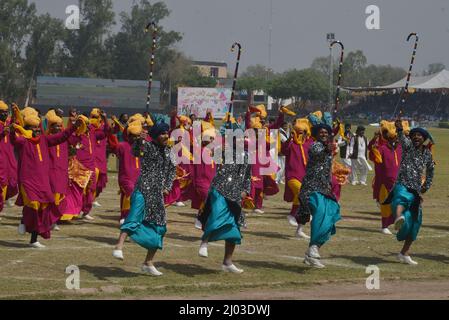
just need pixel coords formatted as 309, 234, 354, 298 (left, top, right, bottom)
77, 235, 117, 246
165, 233, 200, 243
0, 240, 30, 248
423, 224, 449, 232
412, 253, 449, 264
237, 259, 308, 274
243, 230, 292, 240
156, 262, 218, 276
79, 265, 140, 280
353, 211, 379, 216
337, 225, 380, 234
329, 254, 391, 266
174, 212, 197, 219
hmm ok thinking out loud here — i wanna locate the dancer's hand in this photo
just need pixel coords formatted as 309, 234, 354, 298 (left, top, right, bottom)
241, 191, 248, 199
163, 190, 170, 196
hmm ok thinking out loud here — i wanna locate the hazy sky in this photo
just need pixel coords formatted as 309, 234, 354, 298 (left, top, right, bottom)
33, 0, 449, 73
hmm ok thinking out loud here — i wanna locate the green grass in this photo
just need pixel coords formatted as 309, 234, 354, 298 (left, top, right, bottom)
0, 127, 448, 299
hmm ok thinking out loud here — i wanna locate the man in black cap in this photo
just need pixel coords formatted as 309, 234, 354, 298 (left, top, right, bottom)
349, 125, 371, 186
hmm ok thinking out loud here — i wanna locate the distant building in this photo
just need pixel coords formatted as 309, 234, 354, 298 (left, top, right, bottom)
192, 61, 228, 79
34, 76, 161, 115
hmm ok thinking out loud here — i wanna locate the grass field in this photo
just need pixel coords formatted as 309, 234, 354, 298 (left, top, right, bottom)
0, 127, 448, 300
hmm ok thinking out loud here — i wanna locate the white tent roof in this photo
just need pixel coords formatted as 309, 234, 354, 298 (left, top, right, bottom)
345, 69, 449, 91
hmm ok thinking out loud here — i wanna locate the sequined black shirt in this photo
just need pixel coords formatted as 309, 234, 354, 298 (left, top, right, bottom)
134, 140, 176, 226
298, 141, 333, 216
396, 131, 435, 193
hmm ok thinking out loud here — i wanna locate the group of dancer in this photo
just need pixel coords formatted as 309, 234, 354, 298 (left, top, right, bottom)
0, 100, 435, 275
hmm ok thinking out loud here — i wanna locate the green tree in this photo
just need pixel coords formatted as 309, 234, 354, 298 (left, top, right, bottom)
176, 65, 217, 88
57, 0, 115, 77
0, 0, 36, 101
242, 64, 274, 79
423, 63, 446, 76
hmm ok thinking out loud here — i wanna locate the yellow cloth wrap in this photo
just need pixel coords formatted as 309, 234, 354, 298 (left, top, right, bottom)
401, 120, 410, 135
280, 106, 296, 116
120, 187, 131, 212
201, 121, 216, 140
379, 184, 392, 218
68, 157, 92, 189
111, 116, 125, 132
128, 114, 145, 125
20, 185, 48, 211
21, 107, 38, 118
312, 110, 323, 119
75, 115, 89, 135
12, 104, 25, 127
0, 100, 8, 111
13, 124, 33, 139
287, 179, 302, 205
54, 193, 65, 206
380, 120, 397, 139
46, 110, 63, 126
370, 145, 383, 164
145, 115, 154, 127
89, 118, 101, 128
242, 196, 256, 210
2, 186, 7, 202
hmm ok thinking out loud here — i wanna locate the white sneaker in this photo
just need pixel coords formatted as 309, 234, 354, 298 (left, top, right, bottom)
7, 199, 15, 207
141, 264, 163, 276
394, 216, 405, 230
287, 215, 298, 227
360, 182, 368, 186
18, 224, 26, 235
296, 225, 310, 239
397, 253, 418, 265
351, 181, 359, 186
30, 242, 46, 249
52, 224, 60, 231
253, 209, 264, 214
93, 201, 102, 208
198, 243, 208, 258
112, 249, 124, 260
222, 264, 244, 273
307, 245, 321, 259
381, 228, 393, 235
83, 214, 95, 221
304, 255, 325, 268
175, 202, 186, 207
194, 218, 202, 230
119, 219, 125, 225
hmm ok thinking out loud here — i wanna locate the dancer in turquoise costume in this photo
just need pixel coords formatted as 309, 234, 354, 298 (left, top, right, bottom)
112, 122, 176, 276
384, 121, 435, 265
198, 128, 251, 274
298, 124, 341, 269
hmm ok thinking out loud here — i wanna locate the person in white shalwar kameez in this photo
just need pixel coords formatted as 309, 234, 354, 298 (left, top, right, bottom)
349, 126, 372, 186
337, 123, 354, 184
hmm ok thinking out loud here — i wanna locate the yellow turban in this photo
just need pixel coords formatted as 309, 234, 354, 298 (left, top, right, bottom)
90, 108, 101, 118
21, 107, 38, 119
293, 118, 311, 135
249, 104, 267, 119
201, 121, 216, 141
312, 110, 322, 120
127, 121, 143, 135
0, 100, 8, 111
128, 114, 145, 125
250, 116, 263, 129
401, 120, 410, 135
380, 120, 397, 139
222, 112, 236, 124
23, 115, 41, 127
177, 115, 192, 125
46, 110, 63, 126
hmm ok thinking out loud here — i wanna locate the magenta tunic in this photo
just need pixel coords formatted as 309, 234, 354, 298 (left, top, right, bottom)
375, 143, 402, 191
191, 148, 216, 209
48, 140, 69, 195
282, 137, 312, 202
110, 139, 141, 196
12, 128, 75, 204
0, 121, 18, 198
93, 124, 108, 193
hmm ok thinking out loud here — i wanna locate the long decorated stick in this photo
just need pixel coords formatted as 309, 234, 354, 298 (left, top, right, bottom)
330, 40, 344, 117
393, 32, 419, 117
228, 42, 242, 123
145, 22, 158, 114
